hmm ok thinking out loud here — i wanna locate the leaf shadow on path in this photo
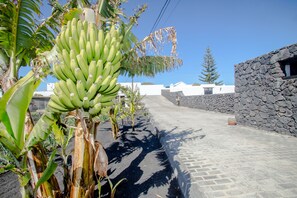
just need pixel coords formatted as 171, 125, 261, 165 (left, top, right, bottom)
96, 116, 182, 198
156, 125, 206, 197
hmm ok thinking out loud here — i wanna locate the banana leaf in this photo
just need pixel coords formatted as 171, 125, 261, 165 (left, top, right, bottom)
34, 150, 58, 193
0, 71, 40, 155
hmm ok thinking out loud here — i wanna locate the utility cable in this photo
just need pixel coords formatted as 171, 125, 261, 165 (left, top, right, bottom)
162, 0, 181, 26
150, 0, 171, 33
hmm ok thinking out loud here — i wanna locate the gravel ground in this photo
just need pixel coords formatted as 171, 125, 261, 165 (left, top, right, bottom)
0, 115, 182, 198
0, 171, 21, 198
97, 115, 182, 198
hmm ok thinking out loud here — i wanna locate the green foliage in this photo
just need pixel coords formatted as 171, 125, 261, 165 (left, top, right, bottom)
0, 1, 182, 197
0, 71, 40, 155
0, 0, 62, 74
107, 176, 127, 198
62, 8, 83, 25
0, 71, 60, 195
97, 0, 115, 18
0, 0, 42, 54
25, 110, 59, 151
34, 150, 58, 193
120, 86, 145, 130
0, 142, 18, 171
199, 47, 222, 85
122, 56, 182, 77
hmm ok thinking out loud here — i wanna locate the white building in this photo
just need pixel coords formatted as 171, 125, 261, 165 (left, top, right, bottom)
41, 82, 166, 96
36, 82, 234, 97
119, 82, 165, 96
169, 81, 234, 96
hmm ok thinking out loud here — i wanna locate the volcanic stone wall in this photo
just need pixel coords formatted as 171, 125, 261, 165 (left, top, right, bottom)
235, 43, 297, 136
161, 90, 234, 114
29, 96, 50, 112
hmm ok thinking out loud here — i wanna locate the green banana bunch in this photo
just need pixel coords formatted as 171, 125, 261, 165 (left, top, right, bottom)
50, 18, 123, 116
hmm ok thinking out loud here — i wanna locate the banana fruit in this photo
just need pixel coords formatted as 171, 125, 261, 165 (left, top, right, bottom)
49, 18, 123, 116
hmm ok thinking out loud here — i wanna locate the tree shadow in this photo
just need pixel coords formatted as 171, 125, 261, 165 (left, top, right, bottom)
96, 116, 183, 198
156, 126, 205, 198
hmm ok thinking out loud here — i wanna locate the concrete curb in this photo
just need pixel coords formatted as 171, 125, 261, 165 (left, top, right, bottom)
148, 115, 206, 198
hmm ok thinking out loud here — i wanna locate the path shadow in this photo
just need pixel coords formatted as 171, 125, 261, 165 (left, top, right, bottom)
155, 126, 205, 198
96, 116, 182, 198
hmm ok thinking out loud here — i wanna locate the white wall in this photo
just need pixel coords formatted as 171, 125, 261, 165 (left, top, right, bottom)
139, 85, 166, 95
119, 82, 165, 96
213, 85, 235, 94
119, 82, 141, 90
169, 83, 235, 96
43, 82, 234, 97
47, 83, 55, 91
179, 86, 205, 96
34, 91, 53, 97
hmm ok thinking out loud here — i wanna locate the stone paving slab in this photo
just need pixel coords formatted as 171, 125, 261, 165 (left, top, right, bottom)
143, 96, 297, 198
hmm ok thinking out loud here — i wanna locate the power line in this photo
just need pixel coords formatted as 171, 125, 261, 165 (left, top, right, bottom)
150, 0, 171, 33
163, 0, 181, 26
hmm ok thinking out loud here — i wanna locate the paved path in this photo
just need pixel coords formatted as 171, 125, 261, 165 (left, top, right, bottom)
143, 96, 297, 198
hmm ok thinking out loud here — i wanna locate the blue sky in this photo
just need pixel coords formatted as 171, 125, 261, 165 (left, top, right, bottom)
30, 0, 297, 90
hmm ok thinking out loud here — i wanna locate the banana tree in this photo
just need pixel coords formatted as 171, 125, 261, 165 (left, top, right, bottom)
0, 1, 182, 198
0, 0, 68, 196
45, 1, 126, 196
120, 85, 145, 131
44, 1, 182, 197
0, 70, 63, 197
0, 0, 92, 197
106, 3, 182, 133
113, 29, 182, 131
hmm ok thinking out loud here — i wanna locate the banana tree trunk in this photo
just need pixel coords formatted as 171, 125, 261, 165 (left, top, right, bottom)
25, 111, 62, 197
109, 108, 119, 139
70, 112, 95, 198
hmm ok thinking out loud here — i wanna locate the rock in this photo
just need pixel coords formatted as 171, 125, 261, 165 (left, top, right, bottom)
235, 43, 297, 136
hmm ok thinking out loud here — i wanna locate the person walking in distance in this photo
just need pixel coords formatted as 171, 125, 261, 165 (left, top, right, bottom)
176, 95, 180, 106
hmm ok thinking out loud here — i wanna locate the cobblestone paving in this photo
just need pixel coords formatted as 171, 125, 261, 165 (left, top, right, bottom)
143, 96, 297, 198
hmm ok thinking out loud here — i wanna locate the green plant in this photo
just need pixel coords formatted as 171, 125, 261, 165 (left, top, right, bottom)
46, 1, 182, 196
96, 176, 126, 198
0, 71, 60, 197
0, 1, 182, 197
107, 177, 127, 198
120, 86, 145, 131
109, 105, 120, 139
0, 0, 87, 196
49, 13, 125, 196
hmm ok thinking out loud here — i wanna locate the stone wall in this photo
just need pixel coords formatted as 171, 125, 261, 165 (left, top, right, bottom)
161, 90, 234, 114
29, 96, 50, 112
235, 43, 297, 136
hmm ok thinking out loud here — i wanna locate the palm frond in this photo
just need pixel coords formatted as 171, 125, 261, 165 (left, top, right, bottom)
67, 0, 91, 9
136, 27, 178, 57
16, 0, 42, 52
121, 26, 182, 77
0, 0, 42, 72
122, 56, 182, 77
0, 2, 16, 55
32, 0, 71, 54
97, 0, 115, 18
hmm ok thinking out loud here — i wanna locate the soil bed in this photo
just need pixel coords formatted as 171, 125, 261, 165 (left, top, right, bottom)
97, 115, 182, 198
0, 115, 182, 198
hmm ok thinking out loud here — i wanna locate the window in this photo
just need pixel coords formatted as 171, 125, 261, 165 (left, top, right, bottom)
204, 87, 213, 95
279, 56, 297, 79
